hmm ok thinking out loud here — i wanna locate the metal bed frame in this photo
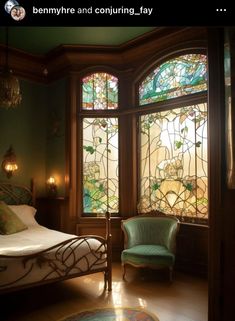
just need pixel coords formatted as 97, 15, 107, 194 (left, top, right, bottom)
0, 181, 112, 294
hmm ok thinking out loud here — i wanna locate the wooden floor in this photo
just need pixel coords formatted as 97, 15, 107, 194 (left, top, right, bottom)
1, 263, 208, 321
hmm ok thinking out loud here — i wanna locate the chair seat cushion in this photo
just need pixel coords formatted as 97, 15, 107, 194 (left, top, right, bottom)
121, 244, 175, 267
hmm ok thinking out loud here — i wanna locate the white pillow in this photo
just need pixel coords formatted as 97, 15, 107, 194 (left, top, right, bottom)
8, 205, 38, 227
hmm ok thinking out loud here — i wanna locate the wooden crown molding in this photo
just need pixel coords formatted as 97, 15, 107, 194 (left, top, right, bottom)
0, 27, 207, 83
0, 45, 46, 83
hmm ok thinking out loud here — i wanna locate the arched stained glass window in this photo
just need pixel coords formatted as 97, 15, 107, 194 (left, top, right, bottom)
82, 73, 118, 110
139, 54, 207, 105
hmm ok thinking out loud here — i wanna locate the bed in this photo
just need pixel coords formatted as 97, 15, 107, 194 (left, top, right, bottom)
0, 182, 112, 294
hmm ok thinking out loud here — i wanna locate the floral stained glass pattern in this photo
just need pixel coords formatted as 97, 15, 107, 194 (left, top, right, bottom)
82, 73, 118, 110
139, 54, 207, 105
83, 118, 119, 214
139, 103, 208, 223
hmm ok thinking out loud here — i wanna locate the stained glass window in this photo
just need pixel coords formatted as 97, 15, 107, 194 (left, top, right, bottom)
83, 118, 119, 214
82, 73, 118, 110
139, 54, 207, 105
139, 103, 208, 223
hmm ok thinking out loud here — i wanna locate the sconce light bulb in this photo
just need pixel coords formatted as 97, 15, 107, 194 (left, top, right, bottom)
5, 163, 18, 171
48, 176, 55, 184
1, 145, 18, 178
47, 176, 57, 198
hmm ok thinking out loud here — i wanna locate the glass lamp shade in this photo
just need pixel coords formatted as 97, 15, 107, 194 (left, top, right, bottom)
1, 146, 18, 178
0, 69, 22, 108
2, 161, 18, 178
47, 176, 57, 197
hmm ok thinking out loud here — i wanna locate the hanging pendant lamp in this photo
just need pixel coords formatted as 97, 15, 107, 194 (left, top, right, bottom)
0, 27, 22, 108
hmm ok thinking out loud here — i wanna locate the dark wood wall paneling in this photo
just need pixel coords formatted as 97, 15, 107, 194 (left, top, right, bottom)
175, 224, 208, 276
221, 29, 235, 321
35, 197, 68, 231
207, 28, 225, 321
207, 27, 235, 321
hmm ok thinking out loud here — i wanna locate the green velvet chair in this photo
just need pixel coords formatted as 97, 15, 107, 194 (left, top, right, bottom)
121, 214, 179, 281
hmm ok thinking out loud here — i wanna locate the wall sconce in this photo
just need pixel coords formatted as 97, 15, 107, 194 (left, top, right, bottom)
1, 145, 18, 178
47, 176, 57, 197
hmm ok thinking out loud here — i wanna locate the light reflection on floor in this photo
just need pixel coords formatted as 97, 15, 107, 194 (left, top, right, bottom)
97, 279, 148, 311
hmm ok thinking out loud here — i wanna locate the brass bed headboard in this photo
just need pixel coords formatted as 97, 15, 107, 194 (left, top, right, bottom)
0, 179, 35, 205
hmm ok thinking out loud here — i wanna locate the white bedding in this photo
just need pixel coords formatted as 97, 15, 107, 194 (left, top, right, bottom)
0, 225, 107, 290
0, 225, 79, 256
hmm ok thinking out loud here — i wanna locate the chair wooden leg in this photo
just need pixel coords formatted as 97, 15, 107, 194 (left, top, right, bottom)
122, 264, 126, 280
104, 271, 107, 289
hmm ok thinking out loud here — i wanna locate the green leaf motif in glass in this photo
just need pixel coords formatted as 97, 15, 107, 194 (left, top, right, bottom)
139, 103, 208, 222
83, 118, 119, 214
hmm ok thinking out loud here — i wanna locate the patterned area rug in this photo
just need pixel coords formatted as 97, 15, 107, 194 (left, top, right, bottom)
60, 307, 159, 321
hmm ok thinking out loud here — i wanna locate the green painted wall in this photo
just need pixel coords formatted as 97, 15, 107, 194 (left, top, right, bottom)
0, 78, 67, 197
0, 79, 47, 195
46, 78, 67, 197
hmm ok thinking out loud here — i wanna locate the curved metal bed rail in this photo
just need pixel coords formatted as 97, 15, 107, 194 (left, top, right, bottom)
0, 182, 112, 294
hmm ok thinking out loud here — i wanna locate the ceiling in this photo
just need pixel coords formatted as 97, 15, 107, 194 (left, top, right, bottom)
0, 27, 156, 55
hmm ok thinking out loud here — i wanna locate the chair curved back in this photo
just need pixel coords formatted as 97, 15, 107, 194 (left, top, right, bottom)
122, 215, 179, 253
